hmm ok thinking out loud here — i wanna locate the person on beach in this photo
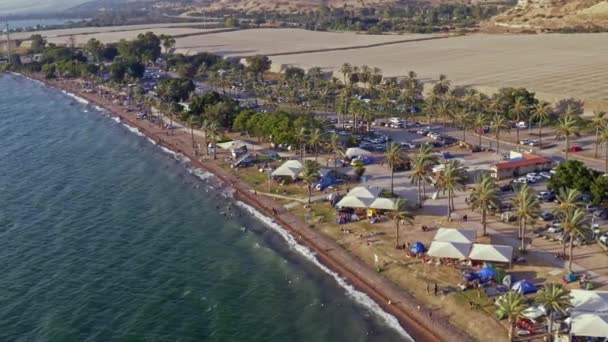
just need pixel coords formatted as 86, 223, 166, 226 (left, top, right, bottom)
426, 283, 430, 294
434, 283, 438, 296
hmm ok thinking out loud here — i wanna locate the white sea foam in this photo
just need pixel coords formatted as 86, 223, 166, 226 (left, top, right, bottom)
146, 137, 157, 145
111, 117, 121, 123
61, 90, 89, 105
188, 168, 214, 181
95, 105, 105, 112
160, 146, 178, 158
235, 201, 413, 341
121, 123, 144, 137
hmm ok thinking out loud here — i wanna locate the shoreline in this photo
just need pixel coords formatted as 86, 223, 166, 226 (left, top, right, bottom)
14, 72, 471, 342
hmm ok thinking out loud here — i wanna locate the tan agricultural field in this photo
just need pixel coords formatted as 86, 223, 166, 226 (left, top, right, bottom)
44, 28, 220, 46
267, 33, 608, 105
11, 22, 219, 40
173, 28, 442, 56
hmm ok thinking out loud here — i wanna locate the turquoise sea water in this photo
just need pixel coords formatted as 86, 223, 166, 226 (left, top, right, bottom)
0, 74, 407, 341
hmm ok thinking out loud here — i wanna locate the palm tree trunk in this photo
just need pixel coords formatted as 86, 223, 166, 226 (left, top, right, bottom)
516, 127, 520, 147
447, 192, 452, 219
568, 235, 575, 273
443, 115, 446, 135
496, 131, 500, 154
307, 185, 312, 204
395, 223, 400, 248
508, 319, 514, 341
521, 218, 527, 251
204, 131, 209, 155
605, 144, 608, 173
562, 234, 567, 260
190, 126, 195, 149
482, 209, 487, 236
565, 137, 570, 160
479, 129, 482, 147
390, 170, 394, 194
538, 123, 543, 149
596, 128, 600, 159
462, 127, 466, 142
418, 181, 422, 208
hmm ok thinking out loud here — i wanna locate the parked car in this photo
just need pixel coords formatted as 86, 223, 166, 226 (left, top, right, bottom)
529, 140, 540, 146
520, 139, 530, 145
537, 191, 555, 202
542, 212, 555, 221
569, 146, 583, 152
599, 233, 608, 245
400, 142, 417, 149
526, 173, 543, 182
500, 184, 514, 192
539, 172, 552, 179
548, 224, 563, 234
439, 151, 454, 159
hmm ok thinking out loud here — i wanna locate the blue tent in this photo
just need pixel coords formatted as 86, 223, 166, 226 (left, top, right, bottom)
463, 272, 479, 282
512, 280, 538, 294
314, 175, 336, 191
411, 242, 425, 254
476, 267, 497, 280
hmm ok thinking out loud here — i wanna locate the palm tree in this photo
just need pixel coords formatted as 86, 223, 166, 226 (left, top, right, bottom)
509, 97, 529, 146
563, 104, 578, 120
435, 100, 451, 135
496, 291, 528, 341
206, 121, 220, 159
562, 208, 589, 273
453, 108, 473, 142
308, 128, 322, 162
468, 174, 500, 236
409, 145, 439, 208
339, 63, 353, 85
295, 127, 307, 160
599, 128, 608, 172
432, 74, 451, 98
554, 116, 581, 160
514, 184, 541, 251
435, 159, 466, 219
326, 133, 344, 170
392, 198, 414, 248
490, 114, 510, 154
531, 102, 553, 149
187, 115, 200, 151
301, 160, 320, 204
590, 110, 607, 158
472, 112, 488, 147
385, 142, 403, 194
535, 283, 572, 340
553, 188, 583, 257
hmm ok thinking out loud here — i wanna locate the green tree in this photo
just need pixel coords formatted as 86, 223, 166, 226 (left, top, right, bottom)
531, 101, 553, 149
301, 160, 320, 203
326, 133, 344, 170
468, 174, 500, 236
187, 115, 201, 151
453, 108, 472, 142
391, 198, 414, 248
554, 116, 581, 160
600, 128, 608, 173
514, 184, 541, 252
496, 291, 528, 341
85, 38, 104, 63
409, 145, 439, 208
245, 55, 271, 82
553, 188, 582, 258
535, 284, 572, 340
309, 128, 322, 162
548, 160, 598, 194
385, 142, 404, 194
339, 62, 353, 85
30, 34, 46, 53
159, 34, 176, 54
472, 112, 488, 147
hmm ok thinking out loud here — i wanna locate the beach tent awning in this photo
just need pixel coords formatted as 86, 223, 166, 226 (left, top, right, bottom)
345, 147, 372, 158
571, 290, 608, 312
427, 241, 471, 259
468, 244, 513, 263
434, 228, 477, 244
369, 198, 396, 210
271, 160, 303, 177
217, 140, 249, 150
346, 186, 382, 199
336, 196, 374, 209
319, 168, 333, 177
570, 313, 608, 337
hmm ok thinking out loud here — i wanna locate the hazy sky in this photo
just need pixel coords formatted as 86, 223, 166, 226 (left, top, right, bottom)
0, 0, 90, 15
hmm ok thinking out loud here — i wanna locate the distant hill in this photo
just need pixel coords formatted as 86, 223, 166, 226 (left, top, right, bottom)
487, 0, 608, 31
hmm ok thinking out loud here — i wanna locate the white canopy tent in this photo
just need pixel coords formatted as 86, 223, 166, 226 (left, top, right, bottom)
345, 147, 372, 158
468, 244, 513, 264
434, 228, 477, 244
570, 313, 608, 337
346, 186, 382, 199
569, 290, 608, 337
336, 196, 374, 209
271, 160, 303, 178
369, 198, 396, 210
427, 241, 472, 260
217, 140, 250, 150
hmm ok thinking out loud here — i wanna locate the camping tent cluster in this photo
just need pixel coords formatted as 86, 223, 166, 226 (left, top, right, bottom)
271, 160, 303, 178
426, 228, 513, 265
569, 290, 608, 338
335, 187, 396, 210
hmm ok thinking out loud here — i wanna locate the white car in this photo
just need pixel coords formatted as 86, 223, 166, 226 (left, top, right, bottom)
539, 172, 552, 179
529, 140, 540, 146
400, 142, 416, 149
516, 121, 528, 129
548, 225, 563, 234
514, 177, 529, 184
599, 233, 608, 245
520, 139, 530, 145
526, 173, 543, 182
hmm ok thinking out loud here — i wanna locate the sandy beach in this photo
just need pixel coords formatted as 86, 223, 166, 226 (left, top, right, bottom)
19, 72, 472, 341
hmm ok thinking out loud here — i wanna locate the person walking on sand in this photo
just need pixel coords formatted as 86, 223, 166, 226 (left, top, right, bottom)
426, 282, 430, 294
434, 283, 438, 296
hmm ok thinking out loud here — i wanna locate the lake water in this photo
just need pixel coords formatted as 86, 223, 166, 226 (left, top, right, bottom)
0, 73, 409, 341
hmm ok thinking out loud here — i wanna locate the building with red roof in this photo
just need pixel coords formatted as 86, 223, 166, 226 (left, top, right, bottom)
491, 152, 552, 179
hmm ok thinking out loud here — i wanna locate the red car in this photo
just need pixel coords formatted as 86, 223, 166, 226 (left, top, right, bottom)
569, 146, 583, 152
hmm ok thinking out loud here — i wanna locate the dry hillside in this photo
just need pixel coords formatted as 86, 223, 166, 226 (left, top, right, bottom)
487, 0, 608, 31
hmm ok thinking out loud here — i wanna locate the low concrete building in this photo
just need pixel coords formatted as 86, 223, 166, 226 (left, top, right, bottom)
490, 152, 552, 179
